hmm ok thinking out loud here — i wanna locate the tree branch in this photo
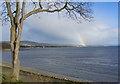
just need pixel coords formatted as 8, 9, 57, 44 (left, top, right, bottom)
5, 0, 14, 24
20, 0, 26, 23
15, 0, 20, 24
23, 1, 68, 20
38, 0, 43, 9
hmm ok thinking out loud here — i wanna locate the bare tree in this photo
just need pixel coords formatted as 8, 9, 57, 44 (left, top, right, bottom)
1, 0, 93, 81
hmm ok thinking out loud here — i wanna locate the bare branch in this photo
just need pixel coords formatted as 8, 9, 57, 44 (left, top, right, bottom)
20, 0, 26, 23
23, 1, 68, 20
31, 0, 37, 9
64, 2, 93, 22
38, 0, 43, 9
2, 1, 93, 24
5, 0, 14, 24
15, 0, 20, 24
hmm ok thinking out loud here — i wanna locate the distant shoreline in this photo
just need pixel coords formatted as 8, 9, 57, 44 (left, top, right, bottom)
1, 41, 81, 50
2, 41, 118, 50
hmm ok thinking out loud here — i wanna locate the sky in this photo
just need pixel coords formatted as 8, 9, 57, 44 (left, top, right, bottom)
2, 2, 118, 46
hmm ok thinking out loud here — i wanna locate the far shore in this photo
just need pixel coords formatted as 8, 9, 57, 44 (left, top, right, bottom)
1, 62, 87, 83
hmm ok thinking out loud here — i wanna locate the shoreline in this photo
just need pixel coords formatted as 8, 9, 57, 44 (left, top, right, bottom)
1, 62, 85, 82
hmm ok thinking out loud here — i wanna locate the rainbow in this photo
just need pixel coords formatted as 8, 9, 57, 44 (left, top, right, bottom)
77, 33, 87, 47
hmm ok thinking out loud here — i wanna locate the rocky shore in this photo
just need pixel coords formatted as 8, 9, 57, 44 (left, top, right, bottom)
1, 62, 84, 83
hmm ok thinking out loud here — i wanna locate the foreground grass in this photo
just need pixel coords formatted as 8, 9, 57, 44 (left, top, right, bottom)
0, 74, 92, 84
1, 74, 24, 84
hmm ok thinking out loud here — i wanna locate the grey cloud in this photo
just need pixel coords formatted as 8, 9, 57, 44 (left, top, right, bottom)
2, 13, 118, 46
23, 13, 117, 45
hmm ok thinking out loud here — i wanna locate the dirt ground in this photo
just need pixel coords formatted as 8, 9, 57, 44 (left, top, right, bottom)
1, 62, 82, 83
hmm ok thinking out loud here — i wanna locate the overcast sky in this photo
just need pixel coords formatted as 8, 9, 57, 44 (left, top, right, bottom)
2, 2, 118, 46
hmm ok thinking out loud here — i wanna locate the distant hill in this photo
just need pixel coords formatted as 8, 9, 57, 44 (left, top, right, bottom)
20, 41, 53, 46
1, 42, 10, 49
1, 41, 79, 49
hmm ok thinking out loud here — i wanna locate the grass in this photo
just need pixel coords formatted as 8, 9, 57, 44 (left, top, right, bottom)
0, 74, 92, 84
1, 74, 24, 84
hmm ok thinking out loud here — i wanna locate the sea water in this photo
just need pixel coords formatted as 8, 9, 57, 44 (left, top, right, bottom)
2, 46, 118, 82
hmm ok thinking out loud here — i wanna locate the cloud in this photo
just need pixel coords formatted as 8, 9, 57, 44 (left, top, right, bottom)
2, 13, 118, 45
21, 13, 117, 45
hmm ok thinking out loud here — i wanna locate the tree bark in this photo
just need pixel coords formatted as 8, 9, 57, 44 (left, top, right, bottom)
10, 22, 22, 81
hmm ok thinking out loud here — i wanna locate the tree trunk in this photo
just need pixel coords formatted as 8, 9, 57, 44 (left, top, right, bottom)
10, 23, 22, 81
12, 41, 20, 81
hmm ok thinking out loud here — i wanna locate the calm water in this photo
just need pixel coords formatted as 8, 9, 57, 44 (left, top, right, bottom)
2, 46, 118, 82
